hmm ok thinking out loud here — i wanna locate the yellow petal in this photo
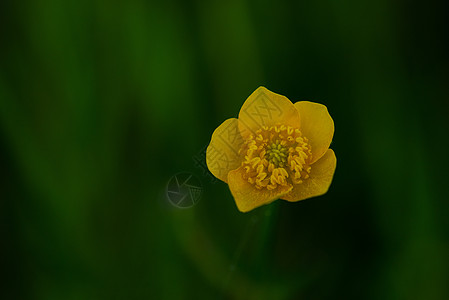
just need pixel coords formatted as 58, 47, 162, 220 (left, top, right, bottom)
294, 101, 334, 163
281, 149, 336, 202
206, 118, 245, 183
238, 87, 300, 138
228, 166, 293, 212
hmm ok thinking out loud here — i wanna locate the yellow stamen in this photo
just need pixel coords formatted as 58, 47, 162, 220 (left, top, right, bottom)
240, 124, 313, 190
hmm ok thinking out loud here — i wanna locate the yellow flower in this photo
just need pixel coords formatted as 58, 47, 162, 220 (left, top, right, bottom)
206, 87, 336, 212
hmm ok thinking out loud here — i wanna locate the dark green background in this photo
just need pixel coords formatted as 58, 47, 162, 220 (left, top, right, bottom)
1, 1, 448, 299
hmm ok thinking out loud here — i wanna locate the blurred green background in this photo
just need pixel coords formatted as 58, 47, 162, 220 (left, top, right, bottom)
1, 0, 448, 299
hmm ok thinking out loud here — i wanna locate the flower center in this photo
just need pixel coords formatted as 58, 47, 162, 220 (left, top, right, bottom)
266, 140, 288, 168
240, 125, 313, 190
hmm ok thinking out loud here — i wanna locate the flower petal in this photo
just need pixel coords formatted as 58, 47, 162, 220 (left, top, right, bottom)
227, 166, 293, 212
281, 149, 336, 202
206, 118, 245, 183
238, 87, 300, 138
294, 101, 334, 163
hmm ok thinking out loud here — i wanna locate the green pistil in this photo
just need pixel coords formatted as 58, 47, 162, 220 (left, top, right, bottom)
266, 140, 288, 167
